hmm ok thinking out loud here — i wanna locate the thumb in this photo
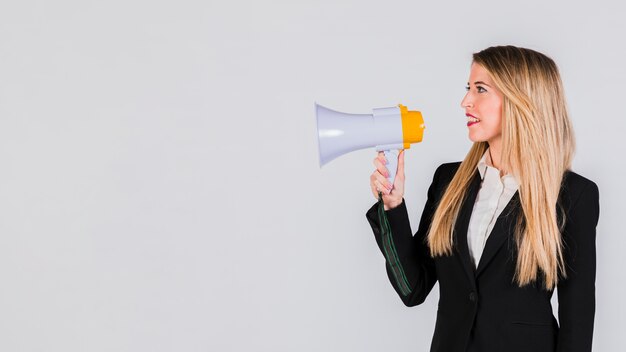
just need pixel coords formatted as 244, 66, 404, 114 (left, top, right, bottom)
396, 149, 405, 177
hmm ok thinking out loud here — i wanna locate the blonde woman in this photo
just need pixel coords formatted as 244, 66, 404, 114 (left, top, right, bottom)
366, 46, 599, 352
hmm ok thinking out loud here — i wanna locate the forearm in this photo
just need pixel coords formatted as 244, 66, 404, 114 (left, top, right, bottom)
366, 164, 445, 306
366, 199, 437, 306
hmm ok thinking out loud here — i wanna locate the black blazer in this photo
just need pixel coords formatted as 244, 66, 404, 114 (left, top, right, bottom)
366, 162, 600, 352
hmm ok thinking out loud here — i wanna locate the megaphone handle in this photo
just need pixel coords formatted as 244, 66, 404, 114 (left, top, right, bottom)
383, 149, 399, 189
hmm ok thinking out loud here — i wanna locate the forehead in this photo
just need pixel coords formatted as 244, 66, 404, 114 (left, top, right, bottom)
468, 63, 494, 84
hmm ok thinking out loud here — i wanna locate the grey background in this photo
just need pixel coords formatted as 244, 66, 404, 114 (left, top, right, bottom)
0, 0, 623, 351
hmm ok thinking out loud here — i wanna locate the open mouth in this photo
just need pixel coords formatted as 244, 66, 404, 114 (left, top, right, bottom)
467, 114, 480, 126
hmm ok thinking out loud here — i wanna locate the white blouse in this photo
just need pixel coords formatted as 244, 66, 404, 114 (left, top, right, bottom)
467, 148, 519, 269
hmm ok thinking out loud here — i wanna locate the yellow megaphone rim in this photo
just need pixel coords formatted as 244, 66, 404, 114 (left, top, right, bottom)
399, 104, 425, 149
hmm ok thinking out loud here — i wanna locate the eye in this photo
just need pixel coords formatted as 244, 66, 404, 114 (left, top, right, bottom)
477, 86, 487, 93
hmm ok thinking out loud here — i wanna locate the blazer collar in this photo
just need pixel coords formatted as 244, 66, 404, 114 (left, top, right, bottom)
454, 169, 521, 285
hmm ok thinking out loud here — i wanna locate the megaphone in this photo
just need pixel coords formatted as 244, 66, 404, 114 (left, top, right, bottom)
315, 103, 425, 188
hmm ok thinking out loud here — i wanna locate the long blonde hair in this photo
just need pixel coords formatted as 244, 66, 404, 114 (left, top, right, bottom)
427, 46, 575, 290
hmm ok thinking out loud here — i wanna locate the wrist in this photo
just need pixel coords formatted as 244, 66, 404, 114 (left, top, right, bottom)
384, 199, 402, 211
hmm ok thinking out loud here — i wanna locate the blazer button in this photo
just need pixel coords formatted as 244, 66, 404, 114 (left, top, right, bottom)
469, 292, 477, 302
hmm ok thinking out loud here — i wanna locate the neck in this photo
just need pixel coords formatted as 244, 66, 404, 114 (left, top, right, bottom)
488, 139, 503, 175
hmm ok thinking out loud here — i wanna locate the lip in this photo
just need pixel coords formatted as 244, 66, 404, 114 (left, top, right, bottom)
466, 113, 479, 127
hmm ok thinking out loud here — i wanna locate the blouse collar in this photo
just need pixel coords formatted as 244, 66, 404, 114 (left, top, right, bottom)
477, 148, 519, 188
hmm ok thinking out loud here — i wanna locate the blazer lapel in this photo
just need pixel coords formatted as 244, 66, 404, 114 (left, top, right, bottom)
453, 169, 522, 283
454, 170, 482, 288
475, 190, 520, 277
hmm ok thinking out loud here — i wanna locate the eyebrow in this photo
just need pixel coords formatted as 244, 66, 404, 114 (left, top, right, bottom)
467, 81, 493, 88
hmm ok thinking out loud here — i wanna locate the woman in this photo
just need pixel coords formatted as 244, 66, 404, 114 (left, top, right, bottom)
366, 46, 599, 352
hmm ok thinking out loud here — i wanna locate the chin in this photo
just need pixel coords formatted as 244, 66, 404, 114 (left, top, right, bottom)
468, 134, 484, 143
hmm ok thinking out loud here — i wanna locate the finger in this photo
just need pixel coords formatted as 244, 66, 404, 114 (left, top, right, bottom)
374, 179, 389, 195
373, 158, 389, 177
370, 173, 389, 193
374, 153, 387, 167
371, 181, 380, 198
377, 152, 388, 165
388, 153, 403, 191
370, 173, 379, 192
375, 174, 393, 192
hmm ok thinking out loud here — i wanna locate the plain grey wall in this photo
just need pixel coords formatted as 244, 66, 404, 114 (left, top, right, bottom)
0, 0, 623, 351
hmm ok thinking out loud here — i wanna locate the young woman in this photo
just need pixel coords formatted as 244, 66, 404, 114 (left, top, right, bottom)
366, 46, 600, 352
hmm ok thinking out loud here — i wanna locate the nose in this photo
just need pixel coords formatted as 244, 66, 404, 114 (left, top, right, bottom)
461, 93, 473, 109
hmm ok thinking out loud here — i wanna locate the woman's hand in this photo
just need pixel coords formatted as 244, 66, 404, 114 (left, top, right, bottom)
370, 150, 405, 210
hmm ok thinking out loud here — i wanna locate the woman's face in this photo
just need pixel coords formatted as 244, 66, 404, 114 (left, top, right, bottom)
461, 63, 504, 147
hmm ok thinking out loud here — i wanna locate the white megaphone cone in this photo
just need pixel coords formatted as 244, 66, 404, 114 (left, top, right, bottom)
315, 103, 425, 188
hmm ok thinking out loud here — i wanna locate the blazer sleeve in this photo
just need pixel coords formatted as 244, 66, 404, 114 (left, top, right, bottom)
365, 164, 443, 307
556, 181, 600, 352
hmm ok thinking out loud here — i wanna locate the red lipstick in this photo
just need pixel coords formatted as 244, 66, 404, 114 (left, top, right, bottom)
466, 113, 479, 127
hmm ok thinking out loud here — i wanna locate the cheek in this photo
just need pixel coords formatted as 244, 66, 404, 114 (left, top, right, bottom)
486, 115, 502, 131
488, 101, 503, 128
